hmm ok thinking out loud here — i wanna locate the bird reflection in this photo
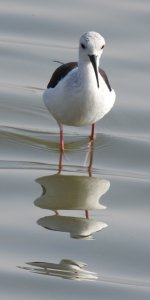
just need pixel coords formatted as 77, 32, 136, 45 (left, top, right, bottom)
35, 174, 109, 211
18, 259, 98, 281
38, 215, 108, 240
34, 144, 110, 239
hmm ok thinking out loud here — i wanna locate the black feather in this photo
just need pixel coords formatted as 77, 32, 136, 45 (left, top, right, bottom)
47, 62, 112, 91
47, 62, 77, 88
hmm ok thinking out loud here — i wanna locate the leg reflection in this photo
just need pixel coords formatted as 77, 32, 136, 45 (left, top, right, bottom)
85, 140, 95, 219
88, 142, 94, 177
85, 210, 89, 219
58, 148, 64, 175
58, 134, 95, 219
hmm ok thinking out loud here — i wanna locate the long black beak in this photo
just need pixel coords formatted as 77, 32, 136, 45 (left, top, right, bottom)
88, 55, 99, 88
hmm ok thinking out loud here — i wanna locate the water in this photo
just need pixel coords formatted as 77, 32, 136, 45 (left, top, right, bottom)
0, 0, 150, 299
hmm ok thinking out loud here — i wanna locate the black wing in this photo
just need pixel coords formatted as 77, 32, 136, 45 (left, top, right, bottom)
47, 62, 112, 92
47, 62, 78, 88
99, 68, 112, 92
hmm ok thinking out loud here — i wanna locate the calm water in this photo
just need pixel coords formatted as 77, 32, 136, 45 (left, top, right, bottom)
0, 0, 150, 299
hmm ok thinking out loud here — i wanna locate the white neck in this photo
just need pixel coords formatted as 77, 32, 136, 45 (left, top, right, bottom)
78, 57, 100, 90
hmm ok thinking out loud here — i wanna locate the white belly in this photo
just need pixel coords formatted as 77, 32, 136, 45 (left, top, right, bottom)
43, 70, 116, 126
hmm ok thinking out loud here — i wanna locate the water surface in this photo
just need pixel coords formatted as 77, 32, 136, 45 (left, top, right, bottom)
0, 0, 150, 299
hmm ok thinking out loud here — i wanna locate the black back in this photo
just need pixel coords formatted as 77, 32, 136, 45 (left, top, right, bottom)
47, 62, 112, 91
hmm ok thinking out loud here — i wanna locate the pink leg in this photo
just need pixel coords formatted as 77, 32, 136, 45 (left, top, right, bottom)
58, 124, 64, 174
59, 124, 64, 152
90, 123, 95, 142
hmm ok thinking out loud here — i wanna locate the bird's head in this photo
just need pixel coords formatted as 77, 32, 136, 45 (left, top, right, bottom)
79, 31, 105, 88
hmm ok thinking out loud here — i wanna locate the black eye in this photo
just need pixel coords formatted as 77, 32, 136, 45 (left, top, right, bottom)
101, 45, 105, 49
81, 43, 86, 49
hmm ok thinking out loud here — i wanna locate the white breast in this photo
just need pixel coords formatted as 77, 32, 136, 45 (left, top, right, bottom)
43, 67, 116, 126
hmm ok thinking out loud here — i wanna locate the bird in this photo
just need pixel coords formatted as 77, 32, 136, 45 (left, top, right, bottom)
43, 31, 116, 152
